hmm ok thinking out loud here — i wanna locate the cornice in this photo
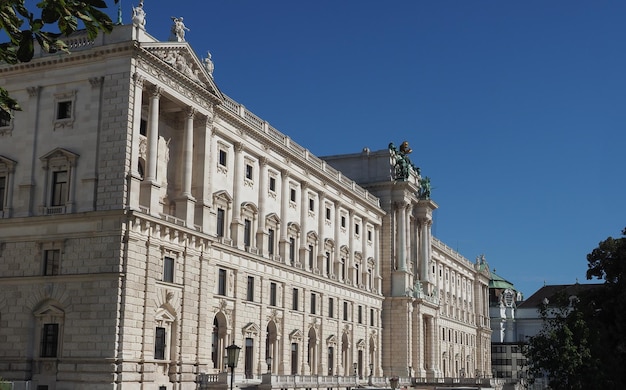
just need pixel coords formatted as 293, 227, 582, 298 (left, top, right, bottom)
0, 41, 135, 75
214, 104, 384, 216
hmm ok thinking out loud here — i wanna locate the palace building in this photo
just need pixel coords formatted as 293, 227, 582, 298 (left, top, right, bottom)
0, 10, 492, 390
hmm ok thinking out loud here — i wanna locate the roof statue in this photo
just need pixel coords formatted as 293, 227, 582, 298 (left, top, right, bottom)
170, 17, 189, 42
203, 51, 214, 78
116, 0, 123, 25
131, 0, 146, 29
389, 141, 420, 181
419, 176, 431, 199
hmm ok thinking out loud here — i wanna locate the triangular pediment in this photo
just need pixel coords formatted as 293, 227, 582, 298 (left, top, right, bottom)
289, 329, 303, 341
141, 42, 224, 101
34, 304, 64, 318
40, 148, 79, 162
0, 155, 17, 171
242, 322, 261, 336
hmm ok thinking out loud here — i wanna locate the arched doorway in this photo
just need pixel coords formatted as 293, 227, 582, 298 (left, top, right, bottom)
212, 312, 228, 371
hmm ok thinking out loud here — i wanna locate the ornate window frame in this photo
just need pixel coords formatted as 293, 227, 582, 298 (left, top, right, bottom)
33, 302, 65, 359
53, 90, 77, 129
39, 148, 79, 215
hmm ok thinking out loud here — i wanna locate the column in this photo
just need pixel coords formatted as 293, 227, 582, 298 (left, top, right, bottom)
256, 157, 268, 255
317, 191, 326, 274
298, 181, 308, 267
397, 202, 407, 271
198, 115, 214, 232
141, 85, 162, 215
419, 219, 431, 282
279, 169, 289, 261
128, 73, 144, 210
334, 200, 341, 278
230, 142, 244, 246
176, 107, 196, 226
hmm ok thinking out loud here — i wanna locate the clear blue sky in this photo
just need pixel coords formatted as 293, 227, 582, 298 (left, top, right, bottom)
107, 1, 624, 297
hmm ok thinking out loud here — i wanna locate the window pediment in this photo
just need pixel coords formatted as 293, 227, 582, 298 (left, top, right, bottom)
40, 148, 79, 169
34, 304, 64, 318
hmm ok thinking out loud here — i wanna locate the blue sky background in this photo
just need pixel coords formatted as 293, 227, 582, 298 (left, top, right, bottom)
103, 1, 624, 297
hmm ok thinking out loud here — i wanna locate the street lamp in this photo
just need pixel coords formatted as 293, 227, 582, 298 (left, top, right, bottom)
368, 363, 374, 386
266, 356, 273, 374
226, 343, 241, 390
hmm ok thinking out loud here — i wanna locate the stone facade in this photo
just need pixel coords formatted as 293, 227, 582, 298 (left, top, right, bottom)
0, 23, 490, 390
323, 149, 492, 380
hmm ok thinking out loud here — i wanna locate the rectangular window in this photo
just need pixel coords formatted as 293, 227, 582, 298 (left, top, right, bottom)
247, 276, 254, 301
308, 245, 314, 270
310, 293, 317, 314
139, 118, 147, 136
367, 230, 372, 241
56, 101, 72, 119
244, 219, 252, 247
370, 308, 375, 326
163, 256, 174, 283
0, 176, 5, 211
325, 252, 330, 276
358, 305, 363, 324
289, 237, 295, 265
155, 327, 166, 360
291, 343, 298, 375
218, 269, 227, 295
326, 207, 331, 220
355, 263, 360, 285
341, 215, 346, 228
216, 208, 225, 237
269, 176, 276, 192
328, 298, 334, 318
245, 164, 253, 180
270, 282, 277, 306
51, 170, 68, 206
309, 198, 314, 211
268, 228, 275, 255
40, 323, 59, 357
219, 149, 227, 166
343, 301, 349, 321
290, 188, 296, 202
292, 288, 299, 311
44, 249, 60, 276
355, 223, 360, 235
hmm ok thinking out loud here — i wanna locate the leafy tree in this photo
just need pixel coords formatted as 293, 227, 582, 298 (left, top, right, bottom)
525, 292, 600, 390
525, 227, 626, 389
0, 0, 119, 115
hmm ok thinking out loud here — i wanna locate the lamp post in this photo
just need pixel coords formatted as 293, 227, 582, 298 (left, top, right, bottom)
368, 363, 374, 386
353, 362, 358, 382
266, 356, 273, 374
226, 343, 241, 390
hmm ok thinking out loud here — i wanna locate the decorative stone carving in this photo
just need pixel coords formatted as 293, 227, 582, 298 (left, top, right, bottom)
132, 0, 146, 28
169, 17, 189, 42
203, 51, 214, 78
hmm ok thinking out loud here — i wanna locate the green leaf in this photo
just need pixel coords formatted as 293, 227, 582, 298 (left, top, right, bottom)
16, 30, 34, 62
41, 7, 60, 24
84, 0, 108, 8
31, 19, 44, 32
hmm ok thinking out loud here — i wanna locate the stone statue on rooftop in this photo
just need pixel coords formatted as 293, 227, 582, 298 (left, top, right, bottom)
203, 51, 214, 77
419, 176, 431, 199
170, 17, 190, 42
132, 0, 146, 28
